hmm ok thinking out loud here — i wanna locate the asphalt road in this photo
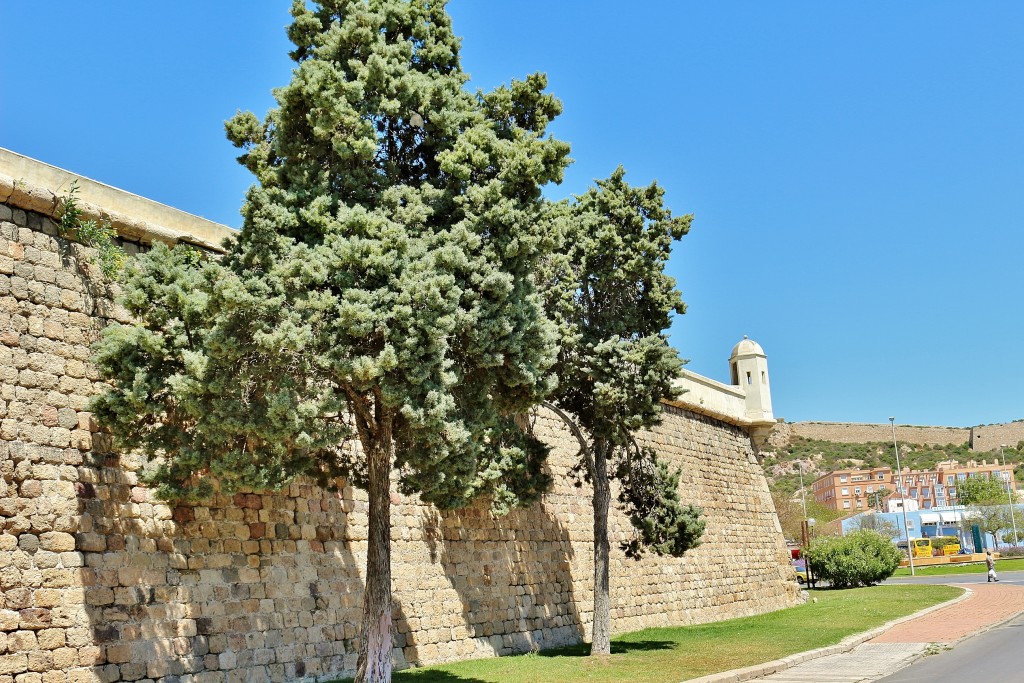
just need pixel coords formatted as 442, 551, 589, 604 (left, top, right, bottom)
874, 612, 1024, 682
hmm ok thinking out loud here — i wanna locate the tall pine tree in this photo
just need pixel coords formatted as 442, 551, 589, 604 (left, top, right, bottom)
91, 1, 570, 680
540, 168, 704, 656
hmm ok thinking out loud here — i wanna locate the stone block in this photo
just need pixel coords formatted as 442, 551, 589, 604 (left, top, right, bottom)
0, 654, 27, 676
18, 609, 50, 630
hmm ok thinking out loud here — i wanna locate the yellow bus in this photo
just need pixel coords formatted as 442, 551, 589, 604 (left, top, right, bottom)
911, 538, 932, 559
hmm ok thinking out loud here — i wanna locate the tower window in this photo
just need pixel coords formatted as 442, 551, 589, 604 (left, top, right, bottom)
746, 371, 752, 385
761, 371, 766, 384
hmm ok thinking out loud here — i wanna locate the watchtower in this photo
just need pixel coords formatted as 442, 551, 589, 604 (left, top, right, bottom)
729, 336, 773, 422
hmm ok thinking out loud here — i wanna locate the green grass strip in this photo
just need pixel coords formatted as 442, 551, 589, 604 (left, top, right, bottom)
893, 558, 1024, 577
330, 584, 960, 683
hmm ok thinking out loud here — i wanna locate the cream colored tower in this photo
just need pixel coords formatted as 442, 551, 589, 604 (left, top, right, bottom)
730, 336, 774, 422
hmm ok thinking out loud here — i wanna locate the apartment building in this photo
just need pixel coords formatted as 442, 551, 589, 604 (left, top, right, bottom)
811, 466, 892, 512
811, 460, 1015, 512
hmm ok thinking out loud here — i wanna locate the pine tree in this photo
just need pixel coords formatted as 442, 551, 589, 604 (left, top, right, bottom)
91, 2, 570, 680
540, 168, 704, 656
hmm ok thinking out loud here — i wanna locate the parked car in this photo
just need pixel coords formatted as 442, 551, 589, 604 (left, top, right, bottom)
792, 559, 808, 584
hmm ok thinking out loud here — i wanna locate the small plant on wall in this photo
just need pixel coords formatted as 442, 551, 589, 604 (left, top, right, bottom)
58, 180, 126, 279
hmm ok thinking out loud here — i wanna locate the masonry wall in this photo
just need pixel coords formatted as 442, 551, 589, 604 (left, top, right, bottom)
777, 421, 1024, 452
0, 201, 800, 683
779, 421, 971, 447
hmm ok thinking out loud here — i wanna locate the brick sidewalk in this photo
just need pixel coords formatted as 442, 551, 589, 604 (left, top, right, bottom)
870, 583, 1024, 643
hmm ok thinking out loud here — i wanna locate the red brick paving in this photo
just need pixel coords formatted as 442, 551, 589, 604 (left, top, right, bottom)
870, 583, 1024, 643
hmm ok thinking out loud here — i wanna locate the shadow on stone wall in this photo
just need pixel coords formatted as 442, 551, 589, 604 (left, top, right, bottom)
75, 448, 366, 682
418, 499, 585, 662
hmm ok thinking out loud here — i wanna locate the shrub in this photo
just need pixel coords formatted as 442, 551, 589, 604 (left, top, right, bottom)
930, 536, 960, 551
806, 530, 902, 588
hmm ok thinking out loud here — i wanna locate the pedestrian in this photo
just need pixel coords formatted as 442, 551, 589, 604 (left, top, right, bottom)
986, 549, 999, 582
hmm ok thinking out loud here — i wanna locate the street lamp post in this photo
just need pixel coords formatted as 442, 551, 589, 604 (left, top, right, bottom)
1000, 445, 1018, 548
890, 417, 915, 576
799, 462, 808, 519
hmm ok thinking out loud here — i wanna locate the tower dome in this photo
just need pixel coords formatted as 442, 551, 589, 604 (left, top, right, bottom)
728, 336, 773, 422
730, 335, 765, 359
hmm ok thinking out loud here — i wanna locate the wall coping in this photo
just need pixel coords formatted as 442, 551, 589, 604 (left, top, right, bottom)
669, 370, 774, 432
0, 147, 235, 252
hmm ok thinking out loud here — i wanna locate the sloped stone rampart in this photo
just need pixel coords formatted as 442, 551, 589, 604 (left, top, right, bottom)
0, 200, 800, 682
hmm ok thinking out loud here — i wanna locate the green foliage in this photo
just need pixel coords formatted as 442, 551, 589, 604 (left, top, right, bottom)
929, 536, 960, 550
956, 475, 1008, 506
58, 180, 127, 279
616, 447, 704, 559
93, 0, 570, 510
91, 241, 353, 501
540, 168, 701, 559
805, 530, 903, 588
865, 487, 891, 511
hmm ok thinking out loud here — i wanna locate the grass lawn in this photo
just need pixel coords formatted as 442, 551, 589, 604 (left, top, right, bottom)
893, 557, 1024, 577
330, 584, 960, 683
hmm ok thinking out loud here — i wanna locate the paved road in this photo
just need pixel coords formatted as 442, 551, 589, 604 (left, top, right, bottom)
875, 613, 1024, 682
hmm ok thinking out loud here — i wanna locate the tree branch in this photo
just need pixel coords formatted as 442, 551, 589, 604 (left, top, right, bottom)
541, 400, 595, 481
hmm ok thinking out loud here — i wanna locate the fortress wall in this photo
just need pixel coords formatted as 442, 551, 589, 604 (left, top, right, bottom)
0, 190, 799, 681
784, 422, 970, 447
969, 423, 1024, 452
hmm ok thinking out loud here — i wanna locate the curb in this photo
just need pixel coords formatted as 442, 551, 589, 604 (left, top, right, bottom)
681, 587, 973, 683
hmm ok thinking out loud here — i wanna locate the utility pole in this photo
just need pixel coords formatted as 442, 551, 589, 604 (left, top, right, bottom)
1001, 445, 1019, 547
799, 462, 808, 519
890, 417, 915, 576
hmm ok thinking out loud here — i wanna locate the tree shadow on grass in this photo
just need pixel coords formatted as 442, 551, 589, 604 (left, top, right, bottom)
534, 638, 676, 658
333, 670, 491, 683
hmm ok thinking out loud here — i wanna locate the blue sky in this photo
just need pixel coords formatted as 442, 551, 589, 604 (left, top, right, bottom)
2, 2, 1022, 429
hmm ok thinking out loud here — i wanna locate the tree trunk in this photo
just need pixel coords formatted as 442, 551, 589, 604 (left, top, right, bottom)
591, 438, 612, 656
355, 437, 394, 683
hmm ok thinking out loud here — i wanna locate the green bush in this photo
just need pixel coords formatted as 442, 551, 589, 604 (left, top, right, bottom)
806, 530, 902, 588
930, 536, 960, 551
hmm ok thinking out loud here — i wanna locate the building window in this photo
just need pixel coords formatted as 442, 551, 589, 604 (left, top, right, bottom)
867, 486, 874, 493
878, 473, 885, 480
842, 488, 849, 495
843, 500, 851, 509
855, 487, 861, 495
840, 475, 848, 483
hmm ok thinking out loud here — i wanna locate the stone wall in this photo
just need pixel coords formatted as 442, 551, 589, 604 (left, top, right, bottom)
780, 421, 970, 447
969, 423, 1024, 452
777, 421, 1024, 451
0, 198, 799, 682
